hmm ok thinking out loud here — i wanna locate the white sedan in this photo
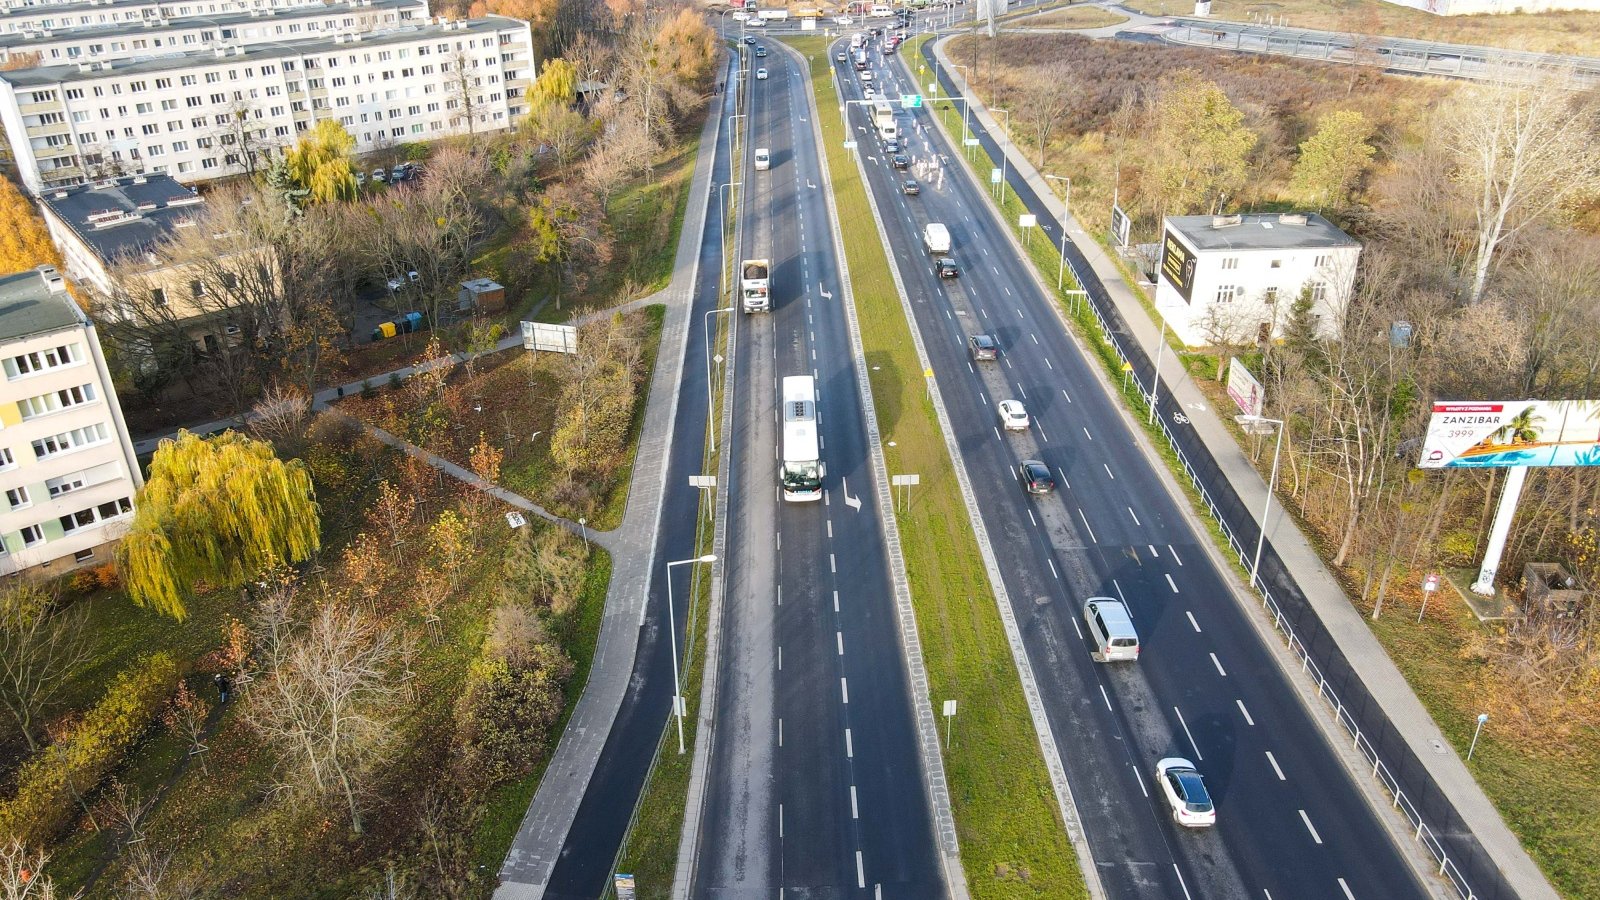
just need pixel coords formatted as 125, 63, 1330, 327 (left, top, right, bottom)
835, 15, 853, 24
997, 399, 1029, 431
863, 86, 876, 100
860, 69, 874, 83
1155, 758, 1217, 828
756, 67, 768, 80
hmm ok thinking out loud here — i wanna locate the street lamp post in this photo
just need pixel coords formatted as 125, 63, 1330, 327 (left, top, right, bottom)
991, 107, 1011, 204
950, 63, 973, 148
1045, 173, 1071, 290
704, 306, 735, 451
1147, 316, 1167, 425
1243, 416, 1285, 590
727, 112, 747, 163
665, 554, 717, 755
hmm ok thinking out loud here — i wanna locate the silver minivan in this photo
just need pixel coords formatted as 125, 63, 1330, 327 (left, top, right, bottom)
1084, 597, 1140, 662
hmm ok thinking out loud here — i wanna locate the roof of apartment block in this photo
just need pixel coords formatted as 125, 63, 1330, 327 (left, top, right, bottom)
1166, 212, 1360, 253
0, 268, 85, 343
0, 0, 421, 50
0, 14, 524, 86
38, 172, 204, 266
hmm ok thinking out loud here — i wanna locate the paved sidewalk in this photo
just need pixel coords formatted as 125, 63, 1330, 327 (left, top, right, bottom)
927, 36, 1557, 900
493, 92, 723, 900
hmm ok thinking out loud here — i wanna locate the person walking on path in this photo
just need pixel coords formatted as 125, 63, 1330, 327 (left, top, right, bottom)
213, 673, 231, 704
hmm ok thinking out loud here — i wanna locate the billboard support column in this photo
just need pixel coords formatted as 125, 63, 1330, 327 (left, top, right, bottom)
1471, 466, 1528, 596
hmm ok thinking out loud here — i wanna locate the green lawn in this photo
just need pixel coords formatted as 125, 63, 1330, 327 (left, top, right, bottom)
788, 36, 1086, 900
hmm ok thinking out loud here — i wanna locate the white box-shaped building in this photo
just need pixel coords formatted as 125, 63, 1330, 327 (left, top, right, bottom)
1155, 212, 1361, 348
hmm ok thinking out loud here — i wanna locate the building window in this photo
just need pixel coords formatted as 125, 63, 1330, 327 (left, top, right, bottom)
59, 497, 133, 535
4, 343, 81, 380
1264, 286, 1279, 306
31, 423, 110, 460
6, 486, 31, 510
18, 384, 97, 420
0, 448, 15, 470
1311, 281, 1329, 302
47, 470, 89, 497
1314, 254, 1332, 268
151, 287, 167, 306
1214, 285, 1238, 304
1220, 257, 1238, 271
73, 549, 96, 563
19, 525, 44, 547
1270, 259, 1282, 269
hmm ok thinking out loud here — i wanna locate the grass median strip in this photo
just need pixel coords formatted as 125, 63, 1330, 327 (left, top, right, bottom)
789, 36, 1085, 899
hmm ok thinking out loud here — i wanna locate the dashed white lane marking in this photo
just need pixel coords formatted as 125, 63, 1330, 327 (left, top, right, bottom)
779, 718, 783, 746
1170, 545, 1184, 565
833, 590, 840, 612
841, 677, 849, 704
1082, 426, 1092, 440
1031, 333, 1039, 344
856, 851, 866, 888
851, 784, 860, 819
778, 646, 783, 670
1062, 388, 1073, 403
1077, 509, 1099, 544
1027, 509, 1037, 527
1099, 684, 1112, 711
830, 553, 837, 573
1166, 573, 1179, 593
1036, 421, 1050, 443
836, 632, 844, 655
1105, 464, 1115, 479
845, 728, 854, 758
1300, 809, 1323, 844
1173, 865, 1194, 900
1210, 653, 1226, 677
1045, 358, 1053, 370
1187, 610, 1201, 632
1174, 706, 1202, 760
827, 520, 833, 538
1338, 878, 1355, 899
1237, 698, 1255, 726
1132, 765, 1149, 797
1048, 559, 1059, 579
1128, 507, 1141, 526
1267, 750, 1286, 780
1071, 616, 1083, 639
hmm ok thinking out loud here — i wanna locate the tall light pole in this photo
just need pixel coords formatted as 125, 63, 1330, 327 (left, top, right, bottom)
950, 63, 973, 148
1045, 173, 1071, 290
991, 107, 1011, 205
704, 306, 735, 451
1147, 316, 1167, 425
1243, 416, 1285, 591
665, 554, 717, 754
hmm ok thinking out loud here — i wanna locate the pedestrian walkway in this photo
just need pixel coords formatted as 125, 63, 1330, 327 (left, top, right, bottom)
925, 35, 1558, 900
492, 91, 723, 900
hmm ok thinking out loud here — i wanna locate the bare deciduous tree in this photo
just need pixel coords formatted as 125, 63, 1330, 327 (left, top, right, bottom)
1444, 66, 1600, 304
0, 837, 62, 900
1016, 61, 1079, 169
247, 601, 400, 835
0, 582, 89, 751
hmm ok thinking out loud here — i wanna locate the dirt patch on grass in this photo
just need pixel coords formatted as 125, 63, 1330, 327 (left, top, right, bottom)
1019, 6, 1129, 28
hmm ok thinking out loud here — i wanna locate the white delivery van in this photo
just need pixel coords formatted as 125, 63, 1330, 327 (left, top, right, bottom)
923, 222, 951, 255
754, 147, 771, 170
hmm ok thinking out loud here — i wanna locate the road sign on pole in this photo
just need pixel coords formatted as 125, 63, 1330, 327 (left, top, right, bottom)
899, 93, 923, 108
1418, 571, 1441, 623
942, 699, 957, 747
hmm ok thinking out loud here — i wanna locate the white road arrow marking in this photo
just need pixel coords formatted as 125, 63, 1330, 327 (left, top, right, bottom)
820, 288, 833, 300
808, 179, 817, 189
842, 478, 862, 511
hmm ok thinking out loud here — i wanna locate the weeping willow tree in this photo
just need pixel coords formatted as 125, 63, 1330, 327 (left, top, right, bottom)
117, 430, 321, 620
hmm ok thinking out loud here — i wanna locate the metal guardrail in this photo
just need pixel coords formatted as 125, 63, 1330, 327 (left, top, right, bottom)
1056, 244, 1481, 900
1165, 19, 1600, 88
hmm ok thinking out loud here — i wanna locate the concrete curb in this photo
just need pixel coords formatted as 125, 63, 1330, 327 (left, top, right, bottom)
493, 90, 725, 900
795, 38, 971, 900
924, 32, 1557, 900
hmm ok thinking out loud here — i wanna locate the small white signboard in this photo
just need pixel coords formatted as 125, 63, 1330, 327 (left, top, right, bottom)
522, 321, 578, 354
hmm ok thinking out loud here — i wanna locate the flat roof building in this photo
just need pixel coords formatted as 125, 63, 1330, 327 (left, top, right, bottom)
0, 266, 143, 577
1155, 212, 1361, 347
0, 6, 532, 191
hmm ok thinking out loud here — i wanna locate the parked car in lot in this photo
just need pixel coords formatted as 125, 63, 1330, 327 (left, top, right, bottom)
1019, 459, 1055, 495
386, 270, 419, 292
371, 167, 387, 183
934, 256, 959, 278
968, 333, 997, 362
891, 153, 910, 169
997, 399, 1028, 431
902, 178, 920, 195
1155, 758, 1216, 827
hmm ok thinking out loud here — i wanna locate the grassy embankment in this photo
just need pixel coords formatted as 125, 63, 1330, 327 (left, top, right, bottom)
790, 35, 1087, 899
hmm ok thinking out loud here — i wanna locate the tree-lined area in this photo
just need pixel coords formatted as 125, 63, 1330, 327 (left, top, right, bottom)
0, 2, 716, 896
953, 31, 1600, 897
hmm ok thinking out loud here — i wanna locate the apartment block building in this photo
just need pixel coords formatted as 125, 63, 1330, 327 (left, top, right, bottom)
0, 266, 142, 577
1, 0, 348, 36
0, 3, 533, 191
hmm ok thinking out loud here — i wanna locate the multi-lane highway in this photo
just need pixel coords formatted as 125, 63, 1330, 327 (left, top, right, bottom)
831, 33, 1433, 900
689, 40, 947, 898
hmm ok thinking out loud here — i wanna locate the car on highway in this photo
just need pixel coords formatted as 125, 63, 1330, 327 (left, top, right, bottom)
837, 50, 847, 61
861, 69, 874, 82
756, 67, 768, 80
997, 399, 1028, 431
864, 86, 876, 100
1155, 758, 1216, 828
934, 256, 959, 278
1019, 459, 1055, 495
1084, 597, 1140, 661
902, 178, 920, 195
968, 333, 997, 362
883, 138, 900, 153
755, 45, 767, 57
745, 36, 756, 44
891, 153, 910, 169
835, 14, 853, 24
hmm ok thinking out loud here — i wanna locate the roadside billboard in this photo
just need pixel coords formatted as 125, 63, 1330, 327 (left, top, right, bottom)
1111, 204, 1132, 248
522, 321, 578, 354
1419, 400, 1600, 469
1226, 357, 1264, 418
1159, 229, 1197, 302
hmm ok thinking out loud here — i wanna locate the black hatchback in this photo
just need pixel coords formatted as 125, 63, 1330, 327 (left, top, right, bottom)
1019, 460, 1056, 495
934, 256, 959, 278
891, 153, 910, 169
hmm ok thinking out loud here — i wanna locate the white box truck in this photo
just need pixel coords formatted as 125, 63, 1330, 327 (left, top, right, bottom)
755, 147, 771, 170
923, 223, 951, 255
741, 258, 771, 312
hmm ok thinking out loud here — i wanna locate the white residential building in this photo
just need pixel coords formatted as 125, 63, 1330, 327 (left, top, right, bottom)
0, 10, 532, 191
1155, 212, 1362, 348
0, 266, 143, 577
0, 0, 345, 36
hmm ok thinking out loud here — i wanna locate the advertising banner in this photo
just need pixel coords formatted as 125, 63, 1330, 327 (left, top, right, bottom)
1111, 204, 1132, 248
522, 321, 578, 354
1160, 229, 1197, 302
1226, 357, 1264, 418
1419, 400, 1600, 468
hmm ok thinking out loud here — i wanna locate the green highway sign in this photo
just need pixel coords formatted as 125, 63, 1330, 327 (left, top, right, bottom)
900, 94, 923, 108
